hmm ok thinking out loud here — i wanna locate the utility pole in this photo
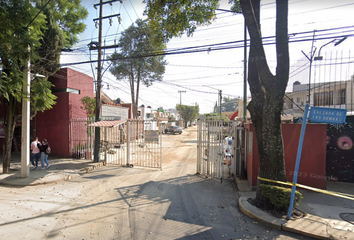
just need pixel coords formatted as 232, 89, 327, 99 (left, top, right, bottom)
178, 90, 186, 106
93, 0, 121, 162
243, 22, 247, 122
21, 47, 31, 178
219, 90, 222, 118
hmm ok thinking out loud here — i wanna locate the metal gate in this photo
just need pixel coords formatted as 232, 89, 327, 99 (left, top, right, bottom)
70, 119, 162, 169
197, 119, 242, 180
70, 118, 95, 159
99, 120, 162, 169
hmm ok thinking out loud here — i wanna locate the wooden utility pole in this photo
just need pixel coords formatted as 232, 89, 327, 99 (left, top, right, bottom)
93, 0, 121, 162
178, 90, 186, 106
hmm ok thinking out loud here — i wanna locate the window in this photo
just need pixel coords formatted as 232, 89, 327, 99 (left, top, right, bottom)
314, 91, 333, 106
339, 89, 346, 105
52, 88, 80, 94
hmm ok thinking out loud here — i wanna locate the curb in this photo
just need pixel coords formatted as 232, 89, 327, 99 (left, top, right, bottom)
282, 216, 328, 240
238, 197, 286, 230
81, 162, 105, 173
238, 196, 347, 240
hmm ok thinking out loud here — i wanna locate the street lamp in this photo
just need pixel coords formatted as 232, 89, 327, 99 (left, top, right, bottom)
203, 85, 222, 117
314, 37, 347, 61
302, 35, 347, 104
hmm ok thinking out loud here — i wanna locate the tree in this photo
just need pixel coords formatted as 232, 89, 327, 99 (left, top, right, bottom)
177, 104, 199, 128
0, 0, 87, 173
145, 0, 290, 209
222, 97, 239, 112
238, 0, 289, 208
110, 19, 166, 119
143, 0, 219, 44
80, 96, 96, 119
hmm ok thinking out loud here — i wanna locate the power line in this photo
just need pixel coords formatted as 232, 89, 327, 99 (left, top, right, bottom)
61, 25, 354, 66
26, 0, 52, 28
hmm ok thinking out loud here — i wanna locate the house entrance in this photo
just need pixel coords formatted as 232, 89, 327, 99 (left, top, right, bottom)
197, 119, 245, 180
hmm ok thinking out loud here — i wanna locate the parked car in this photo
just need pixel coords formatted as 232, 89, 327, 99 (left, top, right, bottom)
164, 126, 183, 134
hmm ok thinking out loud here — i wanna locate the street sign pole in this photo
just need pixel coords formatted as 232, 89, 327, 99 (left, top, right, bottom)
286, 103, 310, 220
286, 104, 347, 220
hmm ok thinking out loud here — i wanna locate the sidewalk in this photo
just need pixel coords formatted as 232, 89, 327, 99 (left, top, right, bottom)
236, 177, 354, 240
0, 153, 104, 186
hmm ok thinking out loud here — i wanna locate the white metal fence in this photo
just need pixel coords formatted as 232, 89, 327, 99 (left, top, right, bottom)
103, 120, 162, 169
69, 119, 162, 169
197, 119, 242, 180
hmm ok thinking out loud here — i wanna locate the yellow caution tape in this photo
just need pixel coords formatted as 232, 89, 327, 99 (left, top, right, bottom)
257, 176, 354, 201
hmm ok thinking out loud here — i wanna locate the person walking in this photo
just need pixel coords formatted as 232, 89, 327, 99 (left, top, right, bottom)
30, 137, 41, 170
38, 139, 50, 170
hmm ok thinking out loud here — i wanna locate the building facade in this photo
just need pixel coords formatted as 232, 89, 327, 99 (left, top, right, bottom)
33, 68, 94, 157
283, 77, 354, 117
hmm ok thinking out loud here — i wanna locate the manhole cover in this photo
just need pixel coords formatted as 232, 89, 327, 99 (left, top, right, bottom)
339, 213, 354, 225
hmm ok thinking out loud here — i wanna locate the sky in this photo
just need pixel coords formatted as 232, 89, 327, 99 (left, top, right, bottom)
60, 0, 354, 114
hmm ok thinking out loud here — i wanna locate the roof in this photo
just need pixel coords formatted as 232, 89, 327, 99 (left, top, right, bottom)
88, 120, 126, 128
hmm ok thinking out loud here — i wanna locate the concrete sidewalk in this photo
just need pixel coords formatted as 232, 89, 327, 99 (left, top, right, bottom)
0, 155, 104, 186
236, 177, 354, 240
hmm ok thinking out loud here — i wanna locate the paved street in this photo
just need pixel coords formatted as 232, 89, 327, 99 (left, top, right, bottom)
0, 127, 310, 239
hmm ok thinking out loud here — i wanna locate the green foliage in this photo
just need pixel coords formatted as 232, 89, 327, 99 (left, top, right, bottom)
0, 71, 24, 104
260, 184, 303, 211
0, 1, 45, 71
222, 97, 240, 112
38, 0, 88, 47
204, 113, 229, 121
144, 0, 219, 44
31, 77, 57, 115
110, 19, 166, 118
80, 96, 96, 118
176, 104, 199, 127
228, 0, 242, 13
0, 0, 87, 169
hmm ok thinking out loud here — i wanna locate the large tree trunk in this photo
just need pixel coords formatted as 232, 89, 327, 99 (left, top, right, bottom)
2, 96, 19, 173
240, 0, 289, 207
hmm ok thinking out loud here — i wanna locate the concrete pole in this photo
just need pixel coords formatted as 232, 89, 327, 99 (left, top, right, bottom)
21, 50, 31, 178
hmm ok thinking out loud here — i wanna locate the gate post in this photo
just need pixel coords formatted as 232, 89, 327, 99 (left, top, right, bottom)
127, 120, 130, 165
207, 121, 210, 175
197, 119, 202, 173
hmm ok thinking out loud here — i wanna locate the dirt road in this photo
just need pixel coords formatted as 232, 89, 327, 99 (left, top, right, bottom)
0, 127, 309, 239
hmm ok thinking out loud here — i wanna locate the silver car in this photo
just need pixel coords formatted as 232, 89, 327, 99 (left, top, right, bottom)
164, 126, 183, 134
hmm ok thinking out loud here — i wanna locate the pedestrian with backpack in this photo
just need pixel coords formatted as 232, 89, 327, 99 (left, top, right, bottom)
38, 139, 51, 169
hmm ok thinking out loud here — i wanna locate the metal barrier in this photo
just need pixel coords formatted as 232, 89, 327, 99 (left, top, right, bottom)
70, 118, 95, 159
102, 120, 162, 169
197, 119, 239, 180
